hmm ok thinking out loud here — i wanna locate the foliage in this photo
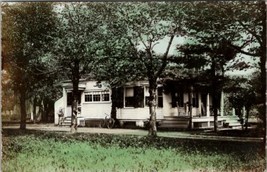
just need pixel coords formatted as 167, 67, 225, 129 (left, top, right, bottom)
2, 2, 57, 127
51, 3, 106, 132
103, 2, 190, 136
2, 131, 264, 172
92, 4, 145, 87
224, 72, 261, 129
52, 3, 103, 80
172, 1, 265, 132
216, 1, 266, 129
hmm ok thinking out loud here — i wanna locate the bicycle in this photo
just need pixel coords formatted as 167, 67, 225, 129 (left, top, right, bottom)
100, 114, 115, 129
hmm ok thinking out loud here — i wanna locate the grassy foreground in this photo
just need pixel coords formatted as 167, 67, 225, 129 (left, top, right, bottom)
2, 129, 265, 172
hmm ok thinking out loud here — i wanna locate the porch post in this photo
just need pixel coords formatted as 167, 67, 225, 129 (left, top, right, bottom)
123, 87, 126, 108
220, 91, 224, 116
63, 88, 67, 117
232, 108, 236, 116
198, 93, 201, 116
206, 93, 210, 117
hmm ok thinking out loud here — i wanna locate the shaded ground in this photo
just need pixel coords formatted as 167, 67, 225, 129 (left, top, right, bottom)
2, 123, 264, 143
2, 128, 264, 155
2, 129, 265, 172
2, 126, 265, 171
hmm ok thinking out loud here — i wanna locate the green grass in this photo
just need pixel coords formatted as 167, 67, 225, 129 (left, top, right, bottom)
2, 129, 265, 172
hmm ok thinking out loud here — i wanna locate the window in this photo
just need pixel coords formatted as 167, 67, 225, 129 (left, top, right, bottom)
93, 94, 101, 101
192, 93, 199, 108
85, 95, 92, 102
125, 86, 144, 108
171, 91, 184, 108
102, 92, 110, 101
84, 91, 110, 102
125, 87, 135, 107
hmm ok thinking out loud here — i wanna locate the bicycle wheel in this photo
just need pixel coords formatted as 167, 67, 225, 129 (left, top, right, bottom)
107, 118, 115, 129
100, 119, 105, 128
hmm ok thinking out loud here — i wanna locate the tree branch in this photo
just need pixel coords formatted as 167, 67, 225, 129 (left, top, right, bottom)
238, 20, 262, 45
156, 33, 175, 77
228, 42, 260, 57
127, 38, 140, 58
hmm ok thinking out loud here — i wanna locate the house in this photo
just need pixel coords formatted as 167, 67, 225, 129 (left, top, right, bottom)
54, 79, 238, 129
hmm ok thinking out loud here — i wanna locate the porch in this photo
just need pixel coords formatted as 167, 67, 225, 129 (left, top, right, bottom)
158, 115, 240, 129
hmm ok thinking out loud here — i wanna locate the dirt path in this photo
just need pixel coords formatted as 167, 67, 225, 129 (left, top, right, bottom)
2, 124, 263, 143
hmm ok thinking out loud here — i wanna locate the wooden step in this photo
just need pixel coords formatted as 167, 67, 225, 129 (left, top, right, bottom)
159, 116, 190, 129
60, 117, 85, 127
164, 116, 190, 120
158, 123, 189, 129
161, 120, 189, 125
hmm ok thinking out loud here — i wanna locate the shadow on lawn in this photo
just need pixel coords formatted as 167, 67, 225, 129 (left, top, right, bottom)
199, 128, 265, 138
2, 128, 264, 158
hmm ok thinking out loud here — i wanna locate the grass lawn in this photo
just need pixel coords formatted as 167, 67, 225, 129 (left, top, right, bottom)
2, 129, 265, 172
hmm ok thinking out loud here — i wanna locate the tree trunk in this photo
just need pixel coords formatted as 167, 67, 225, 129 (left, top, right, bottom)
245, 107, 250, 130
71, 98, 78, 133
235, 107, 243, 129
188, 87, 193, 129
260, 0, 267, 160
19, 89, 27, 130
33, 96, 37, 123
70, 60, 80, 133
148, 79, 157, 137
41, 98, 49, 123
211, 57, 218, 132
111, 87, 119, 127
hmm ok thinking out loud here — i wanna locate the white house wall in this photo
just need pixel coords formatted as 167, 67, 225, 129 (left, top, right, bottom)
117, 107, 163, 120
55, 80, 215, 125
162, 92, 206, 117
81, 103, 111, 119
81, 81, 112, 119
163, 93, 178, 116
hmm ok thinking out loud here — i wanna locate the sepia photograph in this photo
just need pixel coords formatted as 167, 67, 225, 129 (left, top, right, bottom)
1, 1, 266, 171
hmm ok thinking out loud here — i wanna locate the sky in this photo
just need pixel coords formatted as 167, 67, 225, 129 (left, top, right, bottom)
138, 35, 259, 78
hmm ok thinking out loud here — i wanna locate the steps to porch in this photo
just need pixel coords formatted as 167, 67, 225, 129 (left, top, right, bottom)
158, 115, 242, 130
59, 116, 86, 127
222, 116, 242, 129
58, 115, 242, 130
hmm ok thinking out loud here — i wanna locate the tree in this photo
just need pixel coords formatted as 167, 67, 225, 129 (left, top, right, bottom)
2, 2, 57, 129
177, 35, 237, 132
221, 1, 266, 131
225, 76, 257, 130
177, 2, 266, 157
91, 4, 146, 126
29, 62, 62, 123
108, 2, 189, 136
2, 70, 16, 116
174, 1, 266, 132
52, 3, 103, 132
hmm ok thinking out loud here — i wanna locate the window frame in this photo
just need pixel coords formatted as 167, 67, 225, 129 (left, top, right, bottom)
125, 87, 135, 107
84, 91, 111, 103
